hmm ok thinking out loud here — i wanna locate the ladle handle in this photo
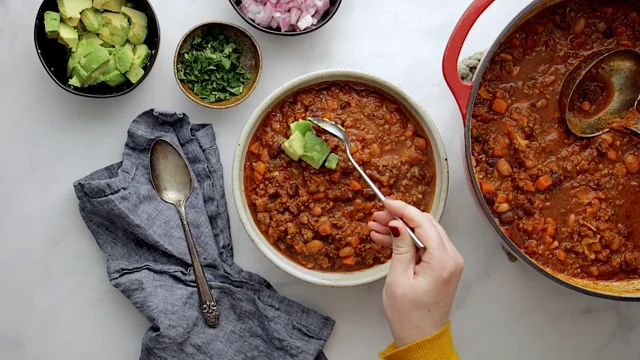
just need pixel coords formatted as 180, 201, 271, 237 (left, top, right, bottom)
177, 201, 220, 328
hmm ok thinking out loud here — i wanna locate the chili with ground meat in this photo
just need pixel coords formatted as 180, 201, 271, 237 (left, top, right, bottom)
244, 82, 436, 272
472, 0, 640, 281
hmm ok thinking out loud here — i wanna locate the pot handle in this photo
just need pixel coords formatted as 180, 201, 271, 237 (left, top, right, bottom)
443, 0, 495, 122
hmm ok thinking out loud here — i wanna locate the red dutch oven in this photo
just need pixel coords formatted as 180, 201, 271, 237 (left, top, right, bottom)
443, 0, 640, 300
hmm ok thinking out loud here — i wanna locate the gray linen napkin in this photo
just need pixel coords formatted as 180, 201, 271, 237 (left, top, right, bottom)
73, 109, 335, 360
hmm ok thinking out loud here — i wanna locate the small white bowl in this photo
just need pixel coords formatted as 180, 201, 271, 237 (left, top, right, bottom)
232, 70, 450, 287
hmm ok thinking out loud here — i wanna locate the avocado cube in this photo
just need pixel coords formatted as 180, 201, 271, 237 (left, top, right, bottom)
58, 22, 78, 51
103, 71, 127, 86
127, 23, 147, 45
68, 76, 82, 87
94, 0, 123, 12
132, 44, 150, 67
301, 132, 331, 169
114, 42, 134, 73
102, 12, 129, 46
57, 0, 92, 19
98, 24, 112, 44
290, 120, 315, 136
86, 58, 114, 86
71, 65, 89, 84
62, 14, 81, 27
68, 37, 101, 75
283, 131, 305, 161
120, 6, 147, 27
325, 153, 339, 170
44, 11, 60, 33
79, 32, 103, 44
80, 8, 102, 33
80, 46, 110, 73
125, 64, 144, 83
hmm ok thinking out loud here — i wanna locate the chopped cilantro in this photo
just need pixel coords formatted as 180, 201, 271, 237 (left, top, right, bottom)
176, 29, 252, 103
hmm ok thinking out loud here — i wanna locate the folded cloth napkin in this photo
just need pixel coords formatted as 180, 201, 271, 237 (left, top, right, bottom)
74, 109, 335, 360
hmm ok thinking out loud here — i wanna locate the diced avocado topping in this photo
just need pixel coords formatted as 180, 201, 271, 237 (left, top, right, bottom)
132, 44, 150, 67
301, 132, 331, 170
103, 71, 127, 86
127, 23, 147, 45
58, 22, 78, 51
44, 11, 61, 33
80, 8, 102, 32
125, 64, 144, 83
62, 14, 81, 27
282, 119, 340, 170
46, 0, 150, 88
290, 120, 315, 136
114, 42, 134, 73
93, 0, 123, 12
80, 46, 110, 73
282, 131, 305, 161
57, 0, 92, 19
325, 153, 339, 170
120, 6, 147, 27
101, 12, 129, 46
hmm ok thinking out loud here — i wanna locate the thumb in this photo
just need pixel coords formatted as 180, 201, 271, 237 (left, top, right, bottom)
387, 220, 416, 279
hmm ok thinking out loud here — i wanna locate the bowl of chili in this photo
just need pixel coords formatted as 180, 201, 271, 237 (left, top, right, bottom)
232, 70, 449, 287
444, 0, 640, 300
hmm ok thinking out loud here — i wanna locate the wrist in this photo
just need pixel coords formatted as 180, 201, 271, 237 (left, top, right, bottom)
392, 320, 449, 347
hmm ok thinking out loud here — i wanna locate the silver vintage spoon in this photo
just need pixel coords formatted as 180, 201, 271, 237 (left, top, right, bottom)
307, 117, 426, 249
150, 139, 220, 328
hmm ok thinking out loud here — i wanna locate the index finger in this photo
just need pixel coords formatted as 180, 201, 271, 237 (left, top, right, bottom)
384, 199, 446, 253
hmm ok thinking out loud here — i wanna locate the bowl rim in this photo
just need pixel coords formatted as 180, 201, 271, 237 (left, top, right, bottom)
173, 21, 263, 109
228, 0, 343, 37
33, 0, 161, 98
232, 69, 450, 287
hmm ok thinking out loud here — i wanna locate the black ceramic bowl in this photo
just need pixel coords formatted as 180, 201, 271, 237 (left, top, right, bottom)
229, 0, 342, 36
34, 0, 160, 98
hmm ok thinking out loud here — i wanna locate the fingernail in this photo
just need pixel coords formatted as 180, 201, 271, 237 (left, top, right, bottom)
389, 225, 401, 237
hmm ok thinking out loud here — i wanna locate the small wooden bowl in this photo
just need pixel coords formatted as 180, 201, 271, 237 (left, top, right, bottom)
174, 22, 262, 109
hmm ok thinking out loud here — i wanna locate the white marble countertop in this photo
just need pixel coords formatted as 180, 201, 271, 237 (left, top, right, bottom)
3, 0, 640, 359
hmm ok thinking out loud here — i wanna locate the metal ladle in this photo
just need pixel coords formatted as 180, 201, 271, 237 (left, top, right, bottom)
307, 117, 426, 249
560, 49, 640, 137
150, 139, 220, 328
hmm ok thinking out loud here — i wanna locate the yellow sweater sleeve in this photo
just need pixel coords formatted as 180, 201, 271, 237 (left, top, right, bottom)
379, 323, 459, 360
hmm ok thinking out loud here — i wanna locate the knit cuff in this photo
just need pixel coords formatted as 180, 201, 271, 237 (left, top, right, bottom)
379, 323, 459, 360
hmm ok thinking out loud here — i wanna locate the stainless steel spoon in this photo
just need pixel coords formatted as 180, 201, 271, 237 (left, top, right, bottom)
560, 49, 640, 137
307, 117, 426, 249
150, 139, 220, 328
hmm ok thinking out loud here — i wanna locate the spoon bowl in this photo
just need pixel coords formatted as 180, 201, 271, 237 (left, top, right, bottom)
560, 49, 640, 137
150, 139, 220, 328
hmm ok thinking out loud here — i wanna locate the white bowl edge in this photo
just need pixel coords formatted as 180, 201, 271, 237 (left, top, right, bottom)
232, 69, 450, 287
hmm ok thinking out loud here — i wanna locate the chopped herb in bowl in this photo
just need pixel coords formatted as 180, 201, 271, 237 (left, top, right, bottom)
176, 29, 253, 103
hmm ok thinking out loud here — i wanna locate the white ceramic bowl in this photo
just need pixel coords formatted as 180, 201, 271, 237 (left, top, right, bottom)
232, 70, 449, 287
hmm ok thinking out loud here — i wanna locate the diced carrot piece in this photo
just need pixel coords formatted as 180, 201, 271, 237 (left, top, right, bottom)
535, 175, 553, 191
493, 98, 509, 114
557, 250, 567, 262
415, 137, 427, 150
496, 193, 507, 204
480, 181, 497, 194
523, 181, 535, 192
252, 171, 263, 183
342, 256, 357, 266
350, 180, 362, 191
348, 237, 361, 248
293, 243, 305, 253
253, 161, 267, 175
249, 142, 261, 154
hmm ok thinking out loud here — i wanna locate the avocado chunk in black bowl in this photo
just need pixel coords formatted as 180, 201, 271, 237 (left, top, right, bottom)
34, 0, 160, 98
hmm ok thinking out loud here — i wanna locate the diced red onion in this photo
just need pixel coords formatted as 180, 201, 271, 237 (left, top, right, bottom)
239, 0, 331, 32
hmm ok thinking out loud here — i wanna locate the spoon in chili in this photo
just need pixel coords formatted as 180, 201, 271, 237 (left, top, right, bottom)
560, 49, 640, 137
307, 117, 426, 249
150, 138, 221, 328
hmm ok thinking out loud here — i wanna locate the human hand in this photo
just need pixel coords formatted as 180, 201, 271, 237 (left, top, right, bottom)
368, 199, 464, 347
